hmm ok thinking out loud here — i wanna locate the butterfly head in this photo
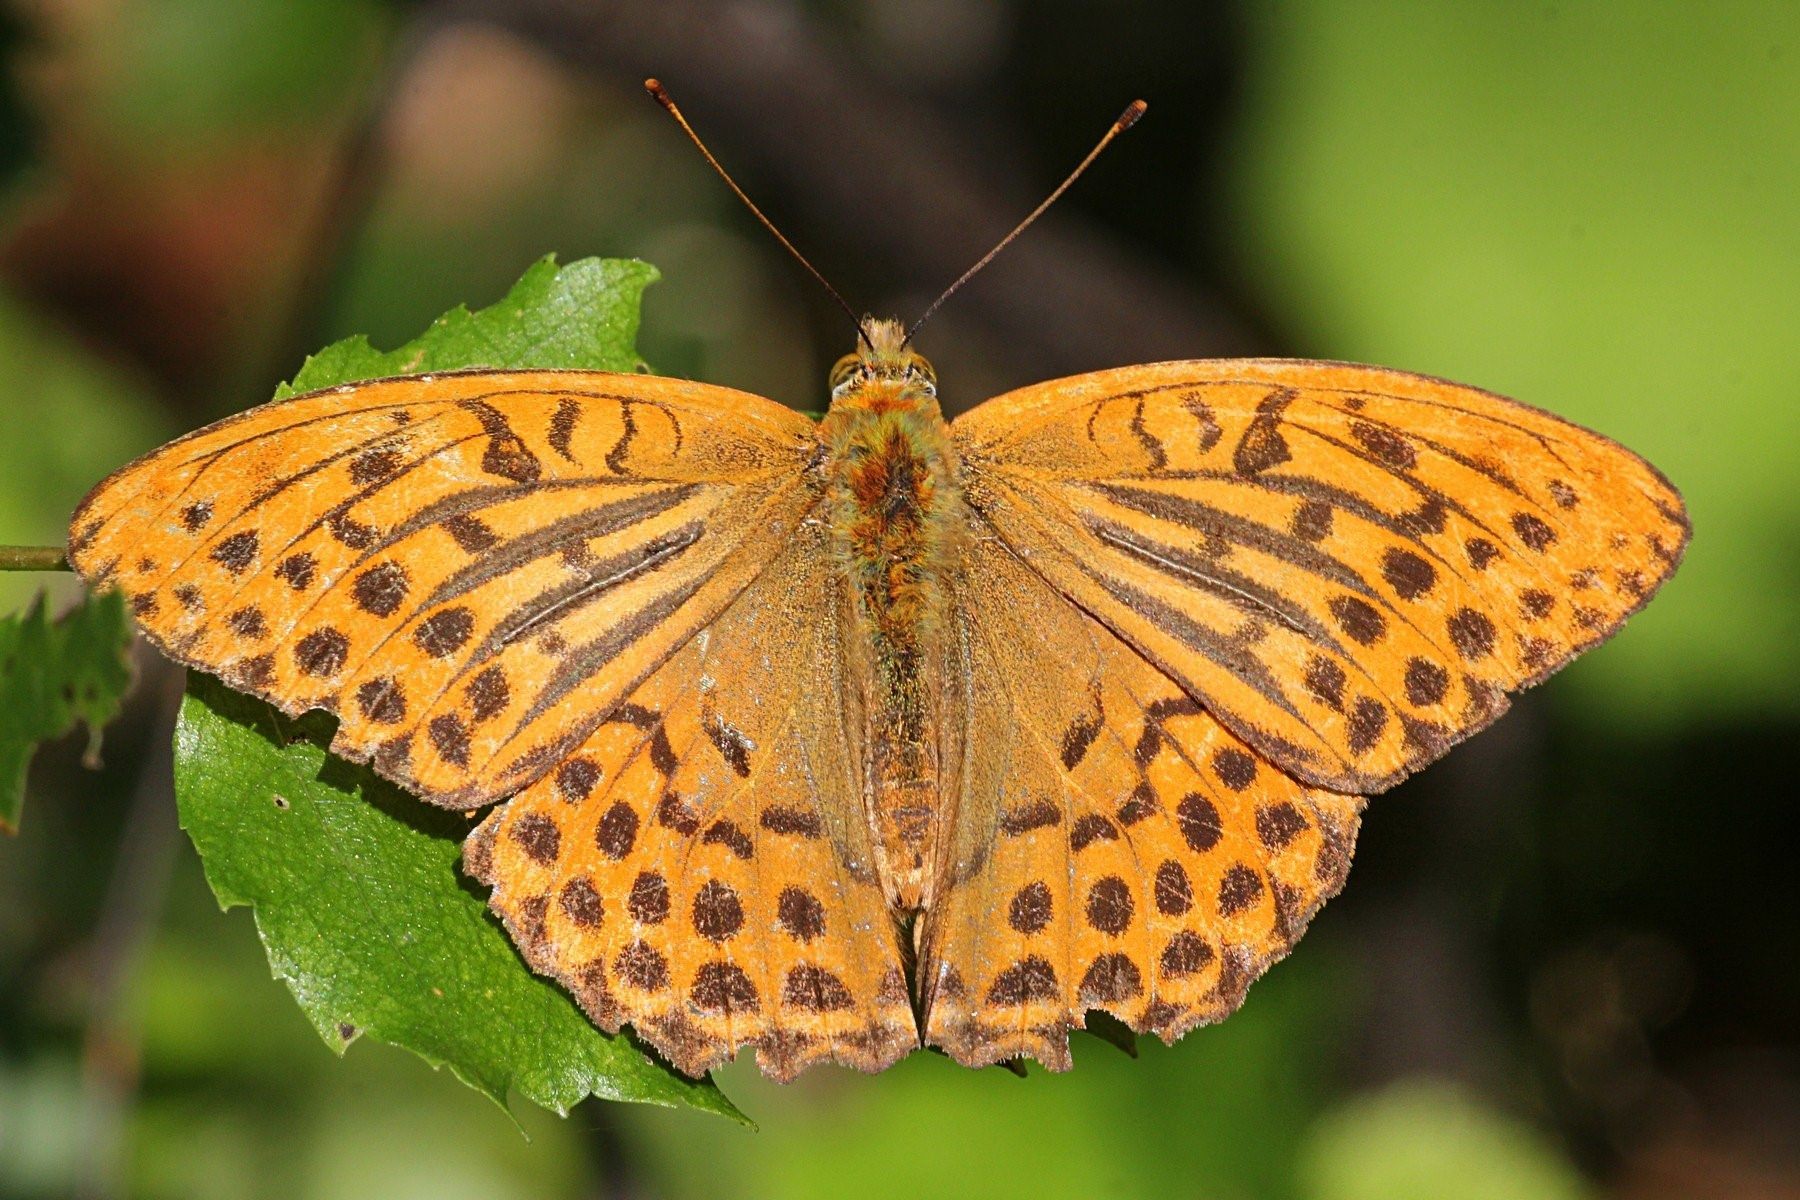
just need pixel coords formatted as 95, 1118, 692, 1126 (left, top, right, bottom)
828, 318, 938, 410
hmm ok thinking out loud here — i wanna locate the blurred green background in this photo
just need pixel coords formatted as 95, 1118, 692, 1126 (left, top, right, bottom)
1, 2, 1795, 1197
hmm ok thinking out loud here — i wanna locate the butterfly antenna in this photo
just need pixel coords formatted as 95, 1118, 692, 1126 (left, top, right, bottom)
645, 79, 869, 348
903, 99, 1147, 348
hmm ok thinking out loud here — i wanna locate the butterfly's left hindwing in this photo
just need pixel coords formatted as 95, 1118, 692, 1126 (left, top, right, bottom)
68, 369, 818, 809
919, 532, 1363, 1069
952, 359, 1689, 794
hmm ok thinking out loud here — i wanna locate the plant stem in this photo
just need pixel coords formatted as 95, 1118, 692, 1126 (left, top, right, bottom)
0, 545, 70, 572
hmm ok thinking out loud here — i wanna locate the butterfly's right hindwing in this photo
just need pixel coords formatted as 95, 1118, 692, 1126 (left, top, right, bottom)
465, 516, 916, 1080
919, 530, 1363, 1070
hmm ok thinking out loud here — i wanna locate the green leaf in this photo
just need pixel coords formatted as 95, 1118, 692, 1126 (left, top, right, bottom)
173, 255, 744, 1123
277, 255, 658, 397
0, 589, 134, 833
175, 676, 742, 1123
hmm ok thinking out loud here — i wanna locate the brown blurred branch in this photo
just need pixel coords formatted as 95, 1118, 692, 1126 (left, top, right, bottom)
253, 10, 449, 392
74, 660, 184, 1200
0, 544, 69, 570
433, 0, 1263, 386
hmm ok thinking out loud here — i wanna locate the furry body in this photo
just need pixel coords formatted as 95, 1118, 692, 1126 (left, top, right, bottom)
817, 319, 964, 910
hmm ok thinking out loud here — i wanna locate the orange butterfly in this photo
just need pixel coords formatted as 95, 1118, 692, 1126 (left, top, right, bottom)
65, 85, 1688, 1081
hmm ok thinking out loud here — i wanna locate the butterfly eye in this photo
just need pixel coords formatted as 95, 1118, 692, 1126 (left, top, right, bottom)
910, 357, 938, 395
828, 354, 862, 395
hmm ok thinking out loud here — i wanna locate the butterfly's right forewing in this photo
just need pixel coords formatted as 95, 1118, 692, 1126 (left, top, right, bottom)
953, 359, 1689, 794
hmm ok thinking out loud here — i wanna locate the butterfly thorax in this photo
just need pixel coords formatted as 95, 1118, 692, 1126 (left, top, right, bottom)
817, 319, 965, 909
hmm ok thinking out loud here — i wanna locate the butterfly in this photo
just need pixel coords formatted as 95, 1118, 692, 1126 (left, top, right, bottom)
63, 86, 1688, 1082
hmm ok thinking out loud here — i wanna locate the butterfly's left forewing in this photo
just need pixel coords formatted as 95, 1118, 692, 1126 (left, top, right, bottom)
952, 359, 1689, 794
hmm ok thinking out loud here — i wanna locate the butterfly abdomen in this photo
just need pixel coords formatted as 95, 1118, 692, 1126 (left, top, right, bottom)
820, 381, 965, 907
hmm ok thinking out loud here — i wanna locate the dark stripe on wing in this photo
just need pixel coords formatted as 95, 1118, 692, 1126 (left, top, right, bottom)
418, 485, 701, 611
1086, 518, 1344, 651
548, 397, 582, 462
1087, 482, 1377, 598
478, 521, 704, 655
517, 583, 702, 728
1126, 395, 1167, 472
605, 400, 639, 474
1094, 577, 1307, 727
